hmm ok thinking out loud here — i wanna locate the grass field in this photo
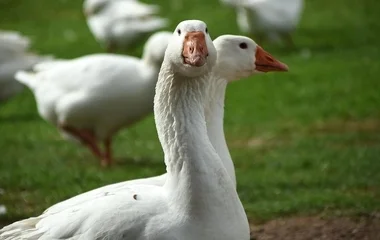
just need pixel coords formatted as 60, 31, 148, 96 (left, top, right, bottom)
0, 0, 379, 228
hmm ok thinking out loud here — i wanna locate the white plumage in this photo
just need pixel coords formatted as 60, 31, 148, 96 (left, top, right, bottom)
0, 30, 52, 103
222, 0, 304, 45
83, 0, 168, 52
15, 31, 172, 166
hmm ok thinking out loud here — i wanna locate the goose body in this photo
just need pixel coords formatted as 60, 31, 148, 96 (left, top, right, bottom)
15, 31, 172, 166
0, 30, 52, 102
84, 0, 168, 52
0, 27, 288, 239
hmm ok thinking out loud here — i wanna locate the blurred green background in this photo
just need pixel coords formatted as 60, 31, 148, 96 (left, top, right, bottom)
0, 0, 379, 225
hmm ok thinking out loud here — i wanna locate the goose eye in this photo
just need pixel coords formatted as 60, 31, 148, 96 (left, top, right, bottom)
239, 43, 248, 49
177, 29, 181, 35
205, 28, 208, 34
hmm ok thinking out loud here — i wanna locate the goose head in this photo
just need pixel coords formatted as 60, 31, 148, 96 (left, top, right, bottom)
213, 35, 288, 81
165, 20, 217, 77
83, 0, 109, 17
142, 31, 172, 66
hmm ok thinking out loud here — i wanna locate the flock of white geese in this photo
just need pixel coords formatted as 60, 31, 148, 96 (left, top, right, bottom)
0, 0, 301, 239
0, 19, 288, 240
0, 0, 303, 166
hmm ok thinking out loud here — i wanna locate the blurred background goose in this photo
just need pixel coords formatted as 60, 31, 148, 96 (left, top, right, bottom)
83, 0, 168, 52
14, 31, 172, 166
221, 0, 304, 46
0, 30, 52, 103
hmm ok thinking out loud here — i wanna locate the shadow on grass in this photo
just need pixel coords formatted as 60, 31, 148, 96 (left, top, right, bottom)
0, 215, 28, 228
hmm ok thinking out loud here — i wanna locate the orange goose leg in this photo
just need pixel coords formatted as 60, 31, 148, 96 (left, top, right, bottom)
102, 137, 113, 167
60, 125, 103, 161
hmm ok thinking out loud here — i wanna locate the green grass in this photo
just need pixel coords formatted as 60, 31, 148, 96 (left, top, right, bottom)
0, 0, 379, 224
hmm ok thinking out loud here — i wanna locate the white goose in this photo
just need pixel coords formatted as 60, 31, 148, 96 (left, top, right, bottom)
15, 31, 172, 166
84, 0, 168, 52
0, 30, 52, 103
222, 0, 304, 45
0, 22, 288, 239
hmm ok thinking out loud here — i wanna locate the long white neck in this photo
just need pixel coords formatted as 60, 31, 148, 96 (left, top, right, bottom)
205, 76, 236, 187
154, 62, 238, 213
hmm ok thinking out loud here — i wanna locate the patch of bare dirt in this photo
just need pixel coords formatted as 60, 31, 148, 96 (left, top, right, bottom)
309, 118, 380, 134
250, 214, 380, 240
231, 118, 380, 150
231, 136, 288, 150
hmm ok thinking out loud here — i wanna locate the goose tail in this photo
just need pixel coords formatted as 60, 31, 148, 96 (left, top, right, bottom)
14, 71, 38, 91
140, 17, 169, 33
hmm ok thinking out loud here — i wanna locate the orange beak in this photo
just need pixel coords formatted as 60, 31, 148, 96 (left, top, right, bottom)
255, 46, 288, 72
182, 31, 209, 67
